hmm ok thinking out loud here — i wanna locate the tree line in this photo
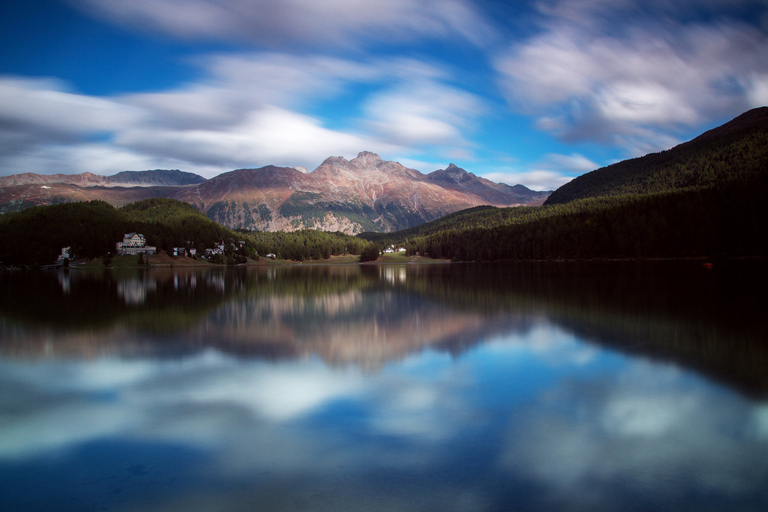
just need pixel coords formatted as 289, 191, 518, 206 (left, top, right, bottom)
400, 175, 767, 261
0, 198, 379, 266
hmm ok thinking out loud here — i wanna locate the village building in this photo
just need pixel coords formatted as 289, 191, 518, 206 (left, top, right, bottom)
56, 246, 71, 264
116, 233, 156, 256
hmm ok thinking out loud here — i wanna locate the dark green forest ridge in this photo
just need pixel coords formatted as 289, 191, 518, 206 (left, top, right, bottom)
365, 107, 768, 260
546, 107, 768, 204
0, 198, 375, 266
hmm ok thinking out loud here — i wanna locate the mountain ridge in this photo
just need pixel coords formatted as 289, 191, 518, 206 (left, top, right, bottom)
0, 169, 206, 188
0, 153, 549, 233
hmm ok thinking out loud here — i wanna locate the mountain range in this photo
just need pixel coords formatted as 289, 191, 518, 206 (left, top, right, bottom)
0, 152, 549, 233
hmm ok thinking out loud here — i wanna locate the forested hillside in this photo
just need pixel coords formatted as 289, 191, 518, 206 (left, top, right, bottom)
369, 108, 768, 261
0, 199, 240, 265
545, 107, 768, 205
0, 198, 374, 266
400, 176, 766, 260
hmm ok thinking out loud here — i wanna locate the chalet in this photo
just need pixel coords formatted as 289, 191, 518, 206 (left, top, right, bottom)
116, 233, 156, 256
203, 243, 225, 259
56, 246, 71, 263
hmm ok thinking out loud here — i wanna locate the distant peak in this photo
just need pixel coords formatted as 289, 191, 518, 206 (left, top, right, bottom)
428, 163, 475, 184
437, 163, 471, 176
320, 155, 348, 166
352, 151, 383, 164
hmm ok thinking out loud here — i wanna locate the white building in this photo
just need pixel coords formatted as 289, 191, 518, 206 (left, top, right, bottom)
56, 246, 71, 263
116, 233, 157, 256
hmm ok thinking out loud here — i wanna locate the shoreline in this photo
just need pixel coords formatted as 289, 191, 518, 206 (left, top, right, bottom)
3, 253, 764, 272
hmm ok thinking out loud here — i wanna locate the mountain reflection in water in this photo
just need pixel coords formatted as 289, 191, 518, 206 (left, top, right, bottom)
1, 262, 765, 394
0, 262, 767, 512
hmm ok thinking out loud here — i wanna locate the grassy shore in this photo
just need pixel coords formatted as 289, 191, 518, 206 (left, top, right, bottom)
67, 250, 449, 269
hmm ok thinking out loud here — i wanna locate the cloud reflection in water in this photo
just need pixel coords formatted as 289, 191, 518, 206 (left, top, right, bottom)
1, 264, 767, 511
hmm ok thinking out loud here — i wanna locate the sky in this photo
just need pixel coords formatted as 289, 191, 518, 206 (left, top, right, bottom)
0, 0, 766, 190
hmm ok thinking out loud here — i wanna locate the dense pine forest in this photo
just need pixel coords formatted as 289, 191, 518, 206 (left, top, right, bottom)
394, 176, 766, 261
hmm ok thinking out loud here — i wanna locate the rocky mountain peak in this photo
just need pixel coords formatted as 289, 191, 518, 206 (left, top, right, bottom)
319, 155, 349, 167
350, 151, 384, 168
429, 163, 473, 184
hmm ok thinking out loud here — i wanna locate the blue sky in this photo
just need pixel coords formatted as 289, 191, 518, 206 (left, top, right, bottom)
1, 0, 766, 190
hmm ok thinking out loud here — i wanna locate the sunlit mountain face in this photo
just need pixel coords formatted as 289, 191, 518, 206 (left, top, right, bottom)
0, 153, 549, 233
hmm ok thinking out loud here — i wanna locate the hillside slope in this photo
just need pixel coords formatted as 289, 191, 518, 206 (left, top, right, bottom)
545, 107, 768, 205
372, 108, 768, 261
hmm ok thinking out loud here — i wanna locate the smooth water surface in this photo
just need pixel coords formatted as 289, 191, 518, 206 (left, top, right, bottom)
1, 262, 767, 511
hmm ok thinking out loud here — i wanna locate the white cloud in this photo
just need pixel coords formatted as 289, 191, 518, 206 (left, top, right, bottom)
0, 77, 142, 135
494, 0, 768, 155
483, 170, 572, 191
0, 141, 222, 177
747, 73, 768, 106
117, 106, 391, 170
481, 153, 597, 191
542, 152, 599, 172
0, 52, 489, 177
0, 77, 143, 157
73, 0, 495, 48
364, 82, 485, 147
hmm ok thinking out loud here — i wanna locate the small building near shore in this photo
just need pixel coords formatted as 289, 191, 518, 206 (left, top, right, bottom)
116, 233, 156, 256
56, 246, 71, 264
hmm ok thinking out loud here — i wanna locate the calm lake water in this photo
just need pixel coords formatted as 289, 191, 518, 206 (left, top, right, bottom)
1, 262, 767, 512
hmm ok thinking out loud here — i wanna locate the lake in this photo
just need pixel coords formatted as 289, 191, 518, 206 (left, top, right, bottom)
1, 262, 767, 511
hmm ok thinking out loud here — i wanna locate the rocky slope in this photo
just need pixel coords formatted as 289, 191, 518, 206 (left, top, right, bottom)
175, 152, 549, 233
0, 153, 549, 233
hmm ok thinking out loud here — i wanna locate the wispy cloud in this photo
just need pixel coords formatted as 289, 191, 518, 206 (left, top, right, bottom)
0, 77, 143, 154
482, 152, 598, 191
363, 81, 486, 147
72, 0, 496, 48
116, 106, 386, 169
0, 53, 487, 176
494, 0, 768, 156
2, 0, 765, 187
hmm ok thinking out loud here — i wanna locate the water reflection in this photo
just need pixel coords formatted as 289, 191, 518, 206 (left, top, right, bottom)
0, 263, 767, 511
1, 263, 765, 394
